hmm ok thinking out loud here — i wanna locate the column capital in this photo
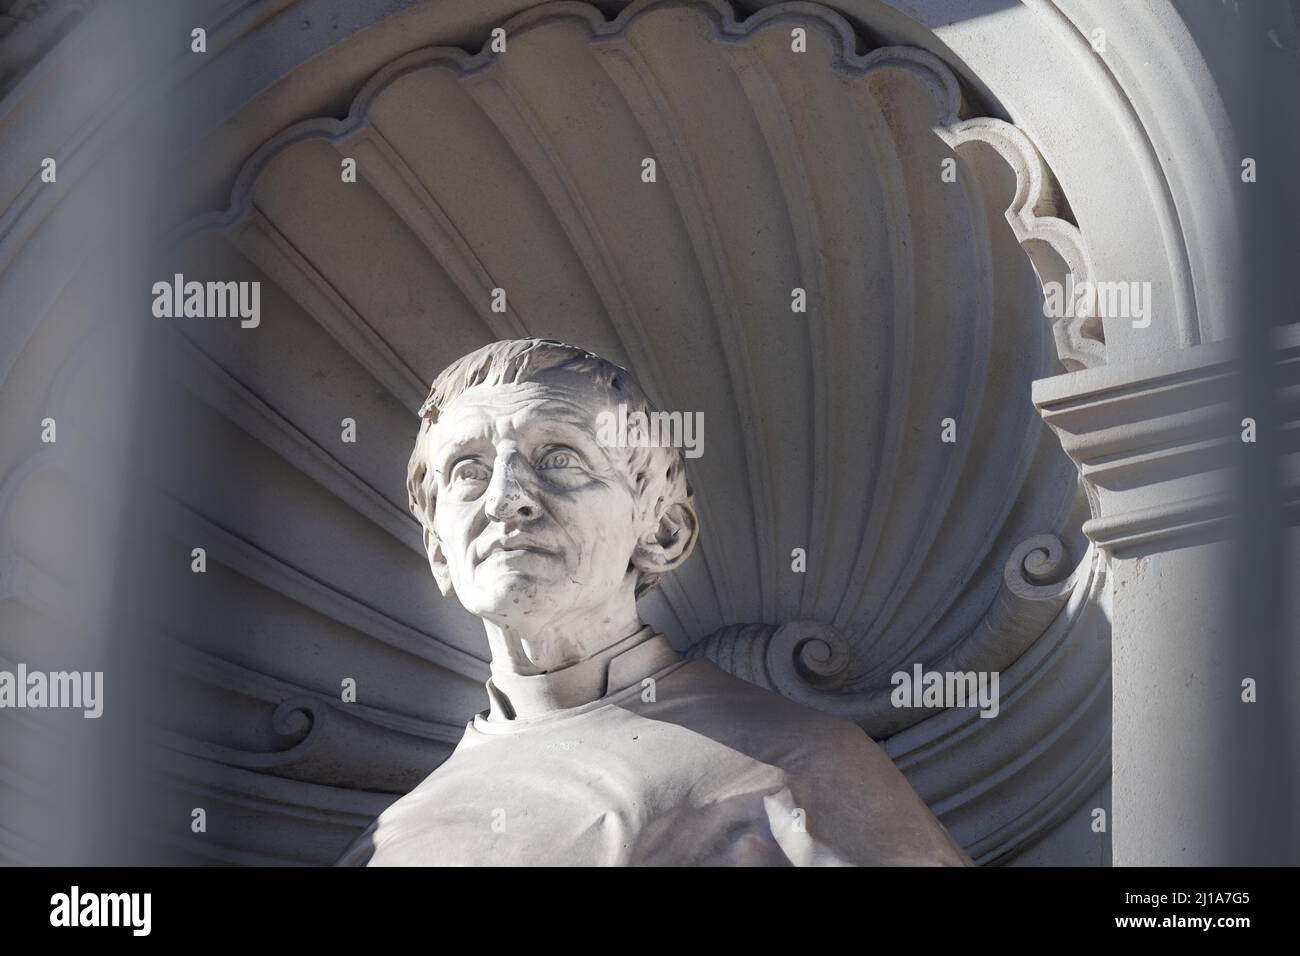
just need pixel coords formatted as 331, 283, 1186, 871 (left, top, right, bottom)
1033, 325, 1300, 556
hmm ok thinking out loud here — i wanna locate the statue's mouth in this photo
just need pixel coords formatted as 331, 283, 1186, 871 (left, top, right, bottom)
476, 537, 556, 563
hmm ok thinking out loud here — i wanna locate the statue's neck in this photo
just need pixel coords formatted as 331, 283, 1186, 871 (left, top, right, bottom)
485, 624, 665, 719
482, 598, 642, 675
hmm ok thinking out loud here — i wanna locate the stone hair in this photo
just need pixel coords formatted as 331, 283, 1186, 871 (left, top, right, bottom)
406, 338, 694, 598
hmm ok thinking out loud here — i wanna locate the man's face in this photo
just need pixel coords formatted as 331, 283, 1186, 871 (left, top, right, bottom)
424, 371, 642, 625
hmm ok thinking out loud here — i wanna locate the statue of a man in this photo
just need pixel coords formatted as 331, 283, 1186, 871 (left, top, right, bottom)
337, 339, 971, 866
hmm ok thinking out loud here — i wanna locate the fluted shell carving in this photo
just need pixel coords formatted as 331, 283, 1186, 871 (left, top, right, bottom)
177, 0, 1089, 675
691, 530, 1088, 737
161, 697, 444, 794
150, 0, 1109, 861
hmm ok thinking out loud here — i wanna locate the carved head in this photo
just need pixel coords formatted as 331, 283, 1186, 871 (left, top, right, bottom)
406, 339, 698, 627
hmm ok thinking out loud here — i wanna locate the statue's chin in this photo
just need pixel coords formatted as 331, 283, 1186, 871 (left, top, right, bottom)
459, 569, 555, 622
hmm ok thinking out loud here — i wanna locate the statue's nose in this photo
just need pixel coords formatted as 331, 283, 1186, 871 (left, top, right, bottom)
483, 453, 539, 523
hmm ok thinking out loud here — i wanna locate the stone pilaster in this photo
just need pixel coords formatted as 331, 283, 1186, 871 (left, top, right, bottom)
1034, 326, 1300, 864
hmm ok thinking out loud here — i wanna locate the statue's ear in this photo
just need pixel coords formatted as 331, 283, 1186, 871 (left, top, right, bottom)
632, 498, 699, 576
423, 526, 454, 597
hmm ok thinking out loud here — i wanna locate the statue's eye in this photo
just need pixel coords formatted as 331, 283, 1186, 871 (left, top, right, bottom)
450, 460, 489, 483
537, 448, 577, 470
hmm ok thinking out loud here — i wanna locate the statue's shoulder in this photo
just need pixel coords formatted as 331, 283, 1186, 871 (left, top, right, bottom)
660, 657, 889, 765
658, 658, 971, 864
666, 655, 850, 720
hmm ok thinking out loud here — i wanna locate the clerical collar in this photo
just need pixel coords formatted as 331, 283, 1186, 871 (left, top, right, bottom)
484, 626, 680, 721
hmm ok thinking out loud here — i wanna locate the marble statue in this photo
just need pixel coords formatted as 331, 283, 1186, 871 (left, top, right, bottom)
336, 338, 972, 866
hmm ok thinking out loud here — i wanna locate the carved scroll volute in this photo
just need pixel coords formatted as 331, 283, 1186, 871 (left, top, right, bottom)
766, 619, 852, 694
690, 532, 1088, 730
